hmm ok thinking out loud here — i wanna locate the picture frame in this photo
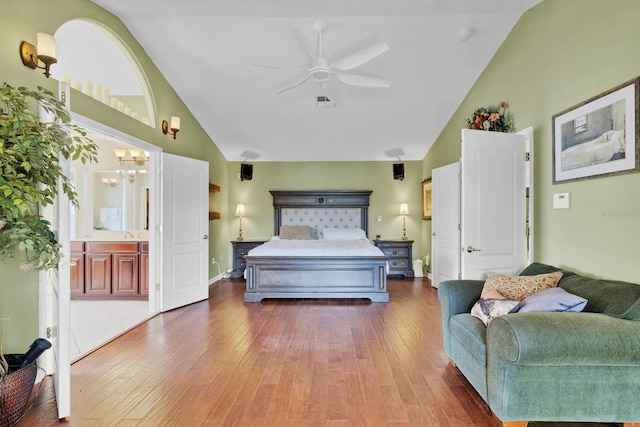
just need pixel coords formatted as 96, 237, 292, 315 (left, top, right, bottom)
552, 77, 640, 184
421, 178, 432, 220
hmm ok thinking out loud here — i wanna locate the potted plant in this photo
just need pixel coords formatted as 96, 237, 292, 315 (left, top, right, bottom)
0, 82, 97, 422
0, 83, 98, 273
0, 83, 98, 418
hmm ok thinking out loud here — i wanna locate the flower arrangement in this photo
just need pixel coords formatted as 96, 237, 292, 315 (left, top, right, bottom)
466, 101, 515, 133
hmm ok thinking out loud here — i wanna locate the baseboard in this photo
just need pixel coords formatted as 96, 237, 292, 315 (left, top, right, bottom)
209, 274, 226, 284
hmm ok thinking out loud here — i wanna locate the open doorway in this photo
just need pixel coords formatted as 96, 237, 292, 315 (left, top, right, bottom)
67, 119, 160, 361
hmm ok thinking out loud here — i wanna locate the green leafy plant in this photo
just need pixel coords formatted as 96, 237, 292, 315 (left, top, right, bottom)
466, 101, 515, 133
0, 83, 98, 272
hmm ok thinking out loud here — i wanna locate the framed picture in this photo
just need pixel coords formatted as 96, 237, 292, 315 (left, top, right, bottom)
552, 77, 640, 184
421, 178, 432, 220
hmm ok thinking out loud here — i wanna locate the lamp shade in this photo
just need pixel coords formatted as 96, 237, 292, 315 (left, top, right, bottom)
170, 116, 181, 131
235, 203, 246, 217
128, 147, 142, 158
399, 202, 409, 216
113, 148, 127, 158
36, 33, 56, 59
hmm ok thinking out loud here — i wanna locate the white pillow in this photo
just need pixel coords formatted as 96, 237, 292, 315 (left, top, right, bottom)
322, 228, 367, 241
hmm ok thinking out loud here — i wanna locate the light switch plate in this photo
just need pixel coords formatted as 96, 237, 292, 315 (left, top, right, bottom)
553, 193, 570, 209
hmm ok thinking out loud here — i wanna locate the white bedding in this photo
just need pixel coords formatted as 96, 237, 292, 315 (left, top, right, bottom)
561, 129, 625, 171
247, 236, 386, 257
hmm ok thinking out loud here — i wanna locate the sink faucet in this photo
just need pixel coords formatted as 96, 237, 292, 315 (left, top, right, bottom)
123, 231, 134, 238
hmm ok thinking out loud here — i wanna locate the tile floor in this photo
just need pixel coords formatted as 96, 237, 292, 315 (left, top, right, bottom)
70, 300, 156, 361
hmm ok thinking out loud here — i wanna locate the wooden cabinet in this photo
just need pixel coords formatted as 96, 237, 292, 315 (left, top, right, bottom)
70, 241, 85, 296
139, 242, 149, 295
86, 251, 112, 296
72, 241, 148, 300
112, 252, 139, 297
374, 240, 414, 278
230, 240, 265, 279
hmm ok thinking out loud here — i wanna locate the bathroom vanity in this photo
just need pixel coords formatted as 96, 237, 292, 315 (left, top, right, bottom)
70, 237, 149, 300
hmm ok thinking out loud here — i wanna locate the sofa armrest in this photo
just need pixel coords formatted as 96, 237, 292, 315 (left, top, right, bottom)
487, 312, 640, 422
438, 279, 485, 357
488, 312, 640, 365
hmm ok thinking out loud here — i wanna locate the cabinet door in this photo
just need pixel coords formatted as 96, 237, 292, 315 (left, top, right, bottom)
70, 252, 85, 295
112, 253, 139, 296
86, 253, 112, 295
139, 253, 149, 295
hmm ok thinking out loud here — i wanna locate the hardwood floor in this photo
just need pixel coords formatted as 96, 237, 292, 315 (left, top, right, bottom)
21, 278, 622, 426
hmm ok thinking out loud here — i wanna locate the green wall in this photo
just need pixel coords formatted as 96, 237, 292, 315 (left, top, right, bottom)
423, 0, 640, 283
224, 161, 424, 271
0, 0, 229, 352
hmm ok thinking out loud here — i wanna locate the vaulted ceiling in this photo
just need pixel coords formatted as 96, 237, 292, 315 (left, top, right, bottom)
91, 0, 540, 161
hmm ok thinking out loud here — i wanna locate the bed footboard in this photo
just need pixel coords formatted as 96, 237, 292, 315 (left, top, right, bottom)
244, 256, 389, 302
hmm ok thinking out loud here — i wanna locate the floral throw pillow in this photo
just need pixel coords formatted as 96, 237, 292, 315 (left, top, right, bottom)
481, 271, 563, 301
471, 288, 519, 326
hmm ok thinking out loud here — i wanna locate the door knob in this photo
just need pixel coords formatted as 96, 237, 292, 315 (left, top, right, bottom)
466, 245, 481, 253
203, 235, 209, 240
432, 232, 436, 236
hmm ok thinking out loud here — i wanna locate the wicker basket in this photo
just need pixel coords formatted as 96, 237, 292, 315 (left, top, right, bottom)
0, 354, 37, 427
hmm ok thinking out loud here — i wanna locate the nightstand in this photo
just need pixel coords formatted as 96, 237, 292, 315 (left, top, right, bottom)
373, 240, 414, 278
230, 240, 266, 279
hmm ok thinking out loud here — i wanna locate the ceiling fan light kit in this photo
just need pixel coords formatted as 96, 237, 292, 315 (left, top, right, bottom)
264, 20, 391, 95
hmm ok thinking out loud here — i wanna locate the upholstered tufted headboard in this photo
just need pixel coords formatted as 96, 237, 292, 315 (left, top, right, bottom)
270, 190, 372, 236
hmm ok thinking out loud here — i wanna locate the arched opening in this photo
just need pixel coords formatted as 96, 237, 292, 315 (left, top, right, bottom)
54, 19, 156, 127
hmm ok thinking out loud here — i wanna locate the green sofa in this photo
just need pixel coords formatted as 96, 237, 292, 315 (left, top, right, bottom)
438, 262, 640, 427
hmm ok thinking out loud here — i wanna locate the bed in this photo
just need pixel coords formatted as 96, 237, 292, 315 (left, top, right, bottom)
243, 190, 389, 302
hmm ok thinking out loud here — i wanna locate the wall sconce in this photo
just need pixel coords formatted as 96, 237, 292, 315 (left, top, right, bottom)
162, 116, 180, 139
113, 148, 148, 166
399, 202, 409, 240
101, 178, 118, 187
115, 169, 147, 184
235, 203, 246, 241
20, 33, 57, 78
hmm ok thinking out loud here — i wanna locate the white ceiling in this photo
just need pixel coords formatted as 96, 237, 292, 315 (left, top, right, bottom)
90, 0, 540, 162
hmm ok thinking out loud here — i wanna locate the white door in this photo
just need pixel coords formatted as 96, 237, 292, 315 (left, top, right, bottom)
161, 153, 209, 311
431, 162, 460, 288
461, 129, 527, 280
38, 82, 71, 419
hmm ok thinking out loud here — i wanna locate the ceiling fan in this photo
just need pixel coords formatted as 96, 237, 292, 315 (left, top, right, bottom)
258, 21, 391, 95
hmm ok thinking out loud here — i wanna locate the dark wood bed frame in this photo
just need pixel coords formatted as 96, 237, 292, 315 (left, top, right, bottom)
243, 190, 389, 302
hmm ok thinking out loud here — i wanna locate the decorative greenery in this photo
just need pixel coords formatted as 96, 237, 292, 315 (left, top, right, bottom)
0, 84, 98, 272
466, 101, 515, 133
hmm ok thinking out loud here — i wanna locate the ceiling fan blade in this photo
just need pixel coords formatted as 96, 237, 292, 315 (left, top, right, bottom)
253, 63, 308, 72
294, 27, 317, 62
331, 42, 390, 71
334, 72, 391, 88
274, 75, 312, 95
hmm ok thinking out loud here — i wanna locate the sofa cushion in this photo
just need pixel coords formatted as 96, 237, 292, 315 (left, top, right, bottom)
520, 263, 640, 320
519, 262, 575, 278
450, 313, 488, 366
512, 287, 587, 313
481, 271, 563, 301
559, 274, 640, 320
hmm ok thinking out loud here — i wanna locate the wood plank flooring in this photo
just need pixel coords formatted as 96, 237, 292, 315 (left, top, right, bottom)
21, 278, 622, 426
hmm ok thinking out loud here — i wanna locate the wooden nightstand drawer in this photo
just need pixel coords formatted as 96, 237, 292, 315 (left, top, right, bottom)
380, 247, 409, 258
230, 240, 266, 279
373, 240, 414, 278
